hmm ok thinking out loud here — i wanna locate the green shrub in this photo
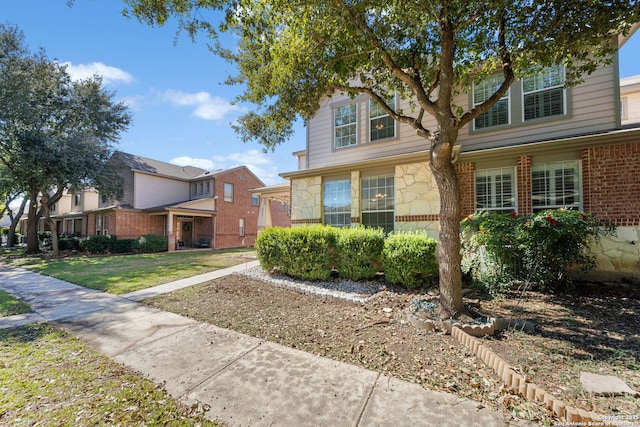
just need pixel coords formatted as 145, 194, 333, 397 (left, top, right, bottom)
256, 225, 337, 280
108, 238, 134, 254
255, 227, 289, 273
132, 234, 168, 253
461, 209, 616, 293
334, 227, 385, 280
58, 236, 81, 252
80, 235, 112, 254
382, 232, 438, 289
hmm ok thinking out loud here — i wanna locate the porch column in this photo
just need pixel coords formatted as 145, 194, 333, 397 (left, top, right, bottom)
257, 197, 272, 231
167, 212, 176, 252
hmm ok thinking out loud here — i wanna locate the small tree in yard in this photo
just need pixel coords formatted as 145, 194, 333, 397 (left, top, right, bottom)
122, 0, 638, 318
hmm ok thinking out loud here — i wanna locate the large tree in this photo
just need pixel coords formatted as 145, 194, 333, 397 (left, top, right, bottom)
123, 0, 638, 318
0, 24, 131, 256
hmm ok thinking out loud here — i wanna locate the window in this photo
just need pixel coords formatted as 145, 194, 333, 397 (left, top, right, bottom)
50, 204, 56, 213
523, 65, 565, 121
205, 180, 211, 194
531, 161, 580, 211
224, 183, 234, 202
323, 179, 351, 227
96, 215, 102, 235
473, 75, 510, 129
74, 193, 81, 206
334, 103, 358, 148
370, 96, 395, 141
361, 175, 394, 234
239, 218, 245, 237
251, 194, 260, 206
475, 168, 515, 213
199, 182, 204, 195
103, 214, 109, 235
192, 183, 198, 196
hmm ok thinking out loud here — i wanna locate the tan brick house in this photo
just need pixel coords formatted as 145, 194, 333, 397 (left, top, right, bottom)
280, 30, 640, 275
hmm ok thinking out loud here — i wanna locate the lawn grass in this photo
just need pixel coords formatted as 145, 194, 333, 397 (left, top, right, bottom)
0, 290, 31, 317
5, 248, 255, 294
0, 323, 219, 426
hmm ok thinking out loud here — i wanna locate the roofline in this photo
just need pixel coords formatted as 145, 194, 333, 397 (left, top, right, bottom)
280, 127, 640, 178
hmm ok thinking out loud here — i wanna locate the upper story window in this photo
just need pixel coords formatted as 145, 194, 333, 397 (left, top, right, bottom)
334, 103, 358, 148
361, 175, 395, 234
74, 193, 82, 207
191, 183, 198, 196
251, 194, 260, 206
205, 180, 211, 194
473, 75, 510, 130
531, 160, 580, 211
475, 167, 515, 213
323, 178, 351, 227
523, 65, 565, 121
224, 182, 234, 202
369, 96, 396, 141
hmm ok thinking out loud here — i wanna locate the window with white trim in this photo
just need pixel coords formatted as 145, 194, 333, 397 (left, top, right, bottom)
361, 175, 394, 233
96, 215, 102, 235
239, 218, 245, 237
523, 65, 565, 121
334, 103, 358, 148
475, 168, 515, 213
369, 96, 395, 141
251, 194, 260, 206
323, 179, 351, 227
531, 161, 581, 211
224, 183, 234, 202
473, 75, 510, 130
103, 214, 109, 235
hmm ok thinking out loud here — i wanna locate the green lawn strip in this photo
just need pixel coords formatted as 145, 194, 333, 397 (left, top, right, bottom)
0, 323, 220, 426
0, 290, 31, 317
6, 249, 255, 294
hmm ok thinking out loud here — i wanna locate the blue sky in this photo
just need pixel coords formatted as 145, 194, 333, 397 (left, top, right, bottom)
3, 2, 640, 186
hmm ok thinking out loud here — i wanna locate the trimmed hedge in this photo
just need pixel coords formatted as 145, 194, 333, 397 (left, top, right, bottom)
80, 235, 112, 254
256, 225, 337, 280
256, 226, 438, 288
382, 232, 438, 289
132, 234, 168, 253
334, 227, 385, 281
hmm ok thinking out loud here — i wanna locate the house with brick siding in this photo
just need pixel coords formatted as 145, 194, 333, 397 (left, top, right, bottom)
280, 32, 640, 275
28, 152, 270, 251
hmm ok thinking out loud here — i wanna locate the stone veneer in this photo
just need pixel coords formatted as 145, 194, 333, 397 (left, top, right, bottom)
592, 228, 640, 272
290, 177, 322, 225
394, 162, 439, 217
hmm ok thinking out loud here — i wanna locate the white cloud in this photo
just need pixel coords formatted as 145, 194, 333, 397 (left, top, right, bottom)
61, 61, 134, 84
169, 150, 285, 186
158, 90, 246, 121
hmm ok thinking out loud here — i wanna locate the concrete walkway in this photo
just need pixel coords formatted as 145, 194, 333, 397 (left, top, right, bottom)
0, 263, 524, 427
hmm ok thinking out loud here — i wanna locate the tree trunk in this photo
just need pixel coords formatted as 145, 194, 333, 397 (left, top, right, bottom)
7, 197, 27, 247
25, 192, 40, 254
429, 129, 465, 319
42, 204, 60, 257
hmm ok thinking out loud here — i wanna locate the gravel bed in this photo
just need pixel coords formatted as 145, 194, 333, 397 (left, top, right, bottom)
236, 266, 383, 304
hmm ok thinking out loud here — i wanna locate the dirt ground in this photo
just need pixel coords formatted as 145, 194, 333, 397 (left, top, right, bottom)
146, 274, 640, 426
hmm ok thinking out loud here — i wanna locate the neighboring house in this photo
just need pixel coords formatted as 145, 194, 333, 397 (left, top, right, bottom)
281, 31, 640, 274
250, 181, 292, 231
25, 151, 266, 251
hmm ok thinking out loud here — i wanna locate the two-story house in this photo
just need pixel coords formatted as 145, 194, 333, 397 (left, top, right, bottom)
27, 151, 268, 251
281, 32, 640, 275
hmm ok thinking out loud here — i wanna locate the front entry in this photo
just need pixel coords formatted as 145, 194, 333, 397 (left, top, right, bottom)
177, 220, 193, 248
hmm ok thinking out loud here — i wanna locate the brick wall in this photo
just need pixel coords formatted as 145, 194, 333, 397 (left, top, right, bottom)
516, 156, 532, 215
112, 210, 165, 239
455, 162, 475, 218
269, 199, 291, 227
582, 142, 640, 226
214, 167, 263, 248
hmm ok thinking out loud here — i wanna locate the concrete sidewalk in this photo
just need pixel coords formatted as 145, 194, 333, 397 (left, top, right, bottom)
0, 263, 522, 427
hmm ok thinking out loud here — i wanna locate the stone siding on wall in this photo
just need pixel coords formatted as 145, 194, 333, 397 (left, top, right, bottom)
290, 177, 322, 226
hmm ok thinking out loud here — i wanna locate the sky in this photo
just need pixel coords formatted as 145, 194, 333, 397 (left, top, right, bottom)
3, 2, 640, 187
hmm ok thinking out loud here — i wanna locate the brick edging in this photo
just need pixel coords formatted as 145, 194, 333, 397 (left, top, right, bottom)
450, 326, 614, 425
